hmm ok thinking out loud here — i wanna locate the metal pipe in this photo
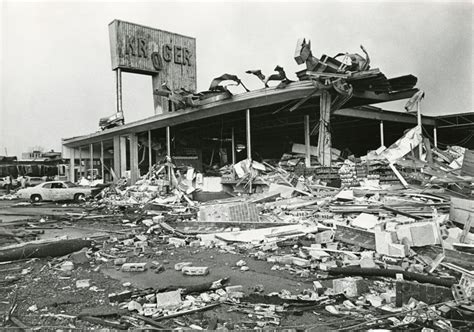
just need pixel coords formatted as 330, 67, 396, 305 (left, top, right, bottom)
116, 69, 123, 113
246, 109, 251, 161
166, 126, 171, 182
231, 127, 236, 165
380, 120, 384, 147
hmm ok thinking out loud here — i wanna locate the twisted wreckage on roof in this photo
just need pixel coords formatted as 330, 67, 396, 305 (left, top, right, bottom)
62, 21, 472, 192
64, 21, 468, 184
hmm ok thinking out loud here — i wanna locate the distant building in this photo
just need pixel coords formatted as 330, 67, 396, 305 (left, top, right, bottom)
21, 150, 62, 161
0, 156, 18, 162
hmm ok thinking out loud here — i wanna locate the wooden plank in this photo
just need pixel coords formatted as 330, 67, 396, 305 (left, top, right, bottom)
459, 216, 472, 243
335, 225, 375, 250
450, 196, 474, 228
389, 163, 408, 188
461, 149, 474, 177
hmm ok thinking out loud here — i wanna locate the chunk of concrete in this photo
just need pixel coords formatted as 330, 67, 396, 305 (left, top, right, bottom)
332, 277, 368, 297
121, 263, 147, 272
410, 222, 438, 246
168, 237, 186, 247
388, 243, 407, 257
182, 266, 209, 276
352, 213, 379, 230
314, 230, 335, 244
156, 290, 182, 308
76, 279, 90, 288
395, 281, 453, 307
396, 222, 439, 247
174, 262, 193, 271
375, 225, 397, 255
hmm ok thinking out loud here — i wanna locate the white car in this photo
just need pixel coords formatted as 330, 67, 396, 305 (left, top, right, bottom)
17, 181, 92, 202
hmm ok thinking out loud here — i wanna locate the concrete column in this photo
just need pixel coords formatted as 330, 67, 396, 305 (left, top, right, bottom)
304, 115, 311, 167
69, 148, 75, 182
317, 91, 332, 166
113, 136, 121, 181
78, 146, 82, 180
129, 134, 139, 184
380, 121, 385, 147
246, 109, 252, 161
433, 127, 438, 148
120, 136, 127, 177
89, 143, 94, 181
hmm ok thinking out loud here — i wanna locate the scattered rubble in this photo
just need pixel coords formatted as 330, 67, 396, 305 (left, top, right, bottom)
1, 42, 473, 329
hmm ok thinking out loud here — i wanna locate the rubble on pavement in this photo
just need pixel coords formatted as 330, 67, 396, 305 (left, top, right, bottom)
2, 131, 473, 330
1, 42, 474, 329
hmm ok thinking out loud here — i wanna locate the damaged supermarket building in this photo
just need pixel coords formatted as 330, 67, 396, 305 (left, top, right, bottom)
61, 20, 474, 188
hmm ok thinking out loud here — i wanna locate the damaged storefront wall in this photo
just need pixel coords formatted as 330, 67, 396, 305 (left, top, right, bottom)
1, 27, 473, 330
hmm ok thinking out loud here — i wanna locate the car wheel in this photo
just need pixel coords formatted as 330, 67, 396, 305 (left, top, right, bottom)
31, 194, 42, 202
74, 193, 86, 202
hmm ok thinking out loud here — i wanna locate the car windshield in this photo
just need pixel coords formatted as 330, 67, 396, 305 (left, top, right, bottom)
65, 181, 78, 187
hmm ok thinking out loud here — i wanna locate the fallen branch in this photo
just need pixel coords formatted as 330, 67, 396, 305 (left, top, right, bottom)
79, 316, 129, 330
0, 238, 92, 262
328, 267, 456, 287
130, 314, 167, 329
157, 277, 230, 295
154, 303, 221, 322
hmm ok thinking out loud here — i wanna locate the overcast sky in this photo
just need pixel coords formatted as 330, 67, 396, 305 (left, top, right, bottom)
0, 0, 472, 157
